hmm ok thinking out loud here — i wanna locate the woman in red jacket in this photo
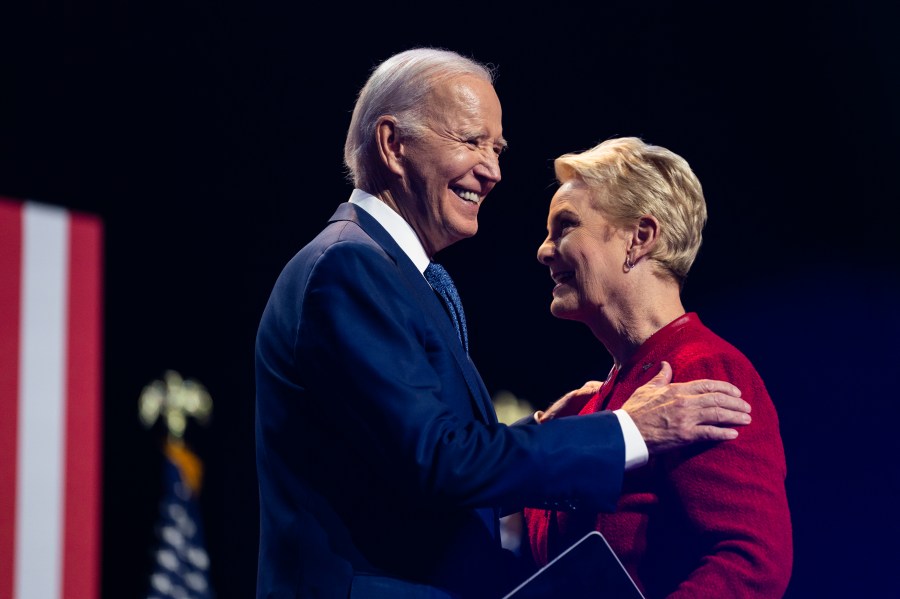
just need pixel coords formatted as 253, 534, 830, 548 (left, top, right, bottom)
524, 137, 792, 598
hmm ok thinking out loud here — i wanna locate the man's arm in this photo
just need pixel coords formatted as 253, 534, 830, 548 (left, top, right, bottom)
301, 240, 626, 511
535, 361, 750, 457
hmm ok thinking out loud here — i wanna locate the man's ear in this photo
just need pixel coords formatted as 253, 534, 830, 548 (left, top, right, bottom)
628, 214, 660, 262
375, 116, 405, 177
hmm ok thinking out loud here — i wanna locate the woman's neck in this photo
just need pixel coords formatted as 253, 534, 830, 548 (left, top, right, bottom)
588, 284, 686, 367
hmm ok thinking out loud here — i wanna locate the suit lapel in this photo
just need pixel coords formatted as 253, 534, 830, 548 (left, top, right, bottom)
329, 203, 495, 424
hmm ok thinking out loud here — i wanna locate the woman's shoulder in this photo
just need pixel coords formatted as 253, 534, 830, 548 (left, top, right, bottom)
666, 314, 772, 402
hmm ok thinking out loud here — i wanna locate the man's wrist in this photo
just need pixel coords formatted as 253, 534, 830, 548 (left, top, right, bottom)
613, 409, 649, 470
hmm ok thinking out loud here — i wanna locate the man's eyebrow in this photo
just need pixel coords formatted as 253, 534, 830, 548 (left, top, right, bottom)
461, 127, 508, 151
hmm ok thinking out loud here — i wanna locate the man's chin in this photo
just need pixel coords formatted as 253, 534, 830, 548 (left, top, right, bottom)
450, 222, 479, 243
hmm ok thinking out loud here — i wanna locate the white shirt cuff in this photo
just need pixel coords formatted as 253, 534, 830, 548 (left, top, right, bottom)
614, 409, 648, 471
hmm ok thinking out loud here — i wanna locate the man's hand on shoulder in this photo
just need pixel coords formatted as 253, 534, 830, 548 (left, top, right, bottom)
622, 361, 751, 455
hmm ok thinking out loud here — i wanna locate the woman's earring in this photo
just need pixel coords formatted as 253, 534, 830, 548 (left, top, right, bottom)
623, 253, 635, 273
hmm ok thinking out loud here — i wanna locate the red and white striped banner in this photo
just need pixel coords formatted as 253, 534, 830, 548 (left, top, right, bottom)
0, 197, 103, 599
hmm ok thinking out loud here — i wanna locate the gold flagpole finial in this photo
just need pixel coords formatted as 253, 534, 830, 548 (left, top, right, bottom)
138, 370, 212, 439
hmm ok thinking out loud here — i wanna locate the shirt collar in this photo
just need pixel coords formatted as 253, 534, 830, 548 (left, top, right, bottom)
348, 189, 430, 274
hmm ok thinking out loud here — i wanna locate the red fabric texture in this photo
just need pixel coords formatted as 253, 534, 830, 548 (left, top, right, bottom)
525, 313, 793, 598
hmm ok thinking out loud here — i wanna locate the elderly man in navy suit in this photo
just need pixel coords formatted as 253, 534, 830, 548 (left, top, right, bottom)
254, 47, 751, 599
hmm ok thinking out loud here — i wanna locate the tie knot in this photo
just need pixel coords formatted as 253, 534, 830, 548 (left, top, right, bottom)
424, 261, 453, 292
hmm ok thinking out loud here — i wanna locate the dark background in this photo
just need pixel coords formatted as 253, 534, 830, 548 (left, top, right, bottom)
3, 1, 899, 597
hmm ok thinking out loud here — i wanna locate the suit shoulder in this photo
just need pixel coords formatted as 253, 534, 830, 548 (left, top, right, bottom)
285, 220, 391, 274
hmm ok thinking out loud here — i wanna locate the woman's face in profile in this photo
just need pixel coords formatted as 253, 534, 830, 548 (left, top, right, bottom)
537, 179, 630, 325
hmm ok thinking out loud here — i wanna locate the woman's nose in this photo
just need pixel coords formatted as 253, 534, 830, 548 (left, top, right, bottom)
537, 238, 554, 265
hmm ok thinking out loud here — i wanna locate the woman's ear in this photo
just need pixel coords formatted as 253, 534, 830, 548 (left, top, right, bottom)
375, 116, 405, 177
629, 214, 661, 262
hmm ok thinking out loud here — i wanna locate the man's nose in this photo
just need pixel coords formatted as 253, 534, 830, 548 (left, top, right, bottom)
473, 151, 501, 183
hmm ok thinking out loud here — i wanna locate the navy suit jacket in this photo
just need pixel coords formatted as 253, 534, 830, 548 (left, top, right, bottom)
255, 202, 627, 598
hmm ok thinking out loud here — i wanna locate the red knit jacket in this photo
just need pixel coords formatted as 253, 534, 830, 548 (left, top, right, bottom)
524, 313, 793, 598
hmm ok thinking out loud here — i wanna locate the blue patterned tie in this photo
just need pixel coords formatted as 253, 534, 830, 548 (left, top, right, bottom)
424, 262, 469, 354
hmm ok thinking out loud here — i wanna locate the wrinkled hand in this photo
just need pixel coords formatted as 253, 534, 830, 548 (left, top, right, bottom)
622, 361, 751, 455
536, 380, 604, 423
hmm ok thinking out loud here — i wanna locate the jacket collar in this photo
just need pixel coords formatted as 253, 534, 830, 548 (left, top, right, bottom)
328, 202, 495, 424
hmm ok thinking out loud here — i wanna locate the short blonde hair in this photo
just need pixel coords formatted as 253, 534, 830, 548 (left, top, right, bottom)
554, 136, 707, 285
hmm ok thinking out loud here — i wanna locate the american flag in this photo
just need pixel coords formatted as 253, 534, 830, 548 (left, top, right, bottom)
145, 439, 215, 599
0, 196, 103, 599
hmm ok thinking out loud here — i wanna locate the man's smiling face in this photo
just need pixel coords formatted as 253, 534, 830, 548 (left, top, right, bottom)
396, 74, 506, 256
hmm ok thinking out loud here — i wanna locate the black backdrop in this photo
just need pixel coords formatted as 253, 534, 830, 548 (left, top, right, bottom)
3, 1, 899, 597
